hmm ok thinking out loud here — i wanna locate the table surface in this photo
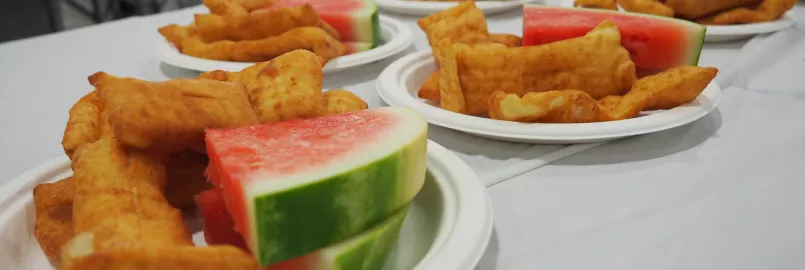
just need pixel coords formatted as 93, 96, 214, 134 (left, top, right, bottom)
1, 1, 804, 270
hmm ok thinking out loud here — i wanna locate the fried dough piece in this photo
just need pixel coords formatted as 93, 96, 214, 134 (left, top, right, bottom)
321, 89, 369, 116
248, 50, 326, 123
203, 0, 248, 16
419, 1, 489, 65
159, 25, 346, 62
64, 245, 259, 270
194, 5, 339, 42
165, 151, 211, 209
34, 177, 75, 263
488, 66, 717, 123
489, 33, 522, 47
62, 139, 255, 270
62, 92, 103, 160
696, 0, 797, 25
438, 38, 466, 114
65, 139, 191, 264
442, 21, 636, 115
489, 90, 607, 123
158, 24, 197, 52
664, 0, 762, 19
418, 71, 441, 101
618, 0, 674, 17
574, 0, 618, 10
233, 0, 277, 11
90, 72, 257, 153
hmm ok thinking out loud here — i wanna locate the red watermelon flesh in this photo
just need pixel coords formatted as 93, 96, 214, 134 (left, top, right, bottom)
523, 5, 705, 70
195, 188, 250, 252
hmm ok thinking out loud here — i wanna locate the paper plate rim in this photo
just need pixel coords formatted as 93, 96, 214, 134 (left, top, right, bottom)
376, 0, 535, 16
155, 16, 413, 73
376, 50, 722, 143
705, 11, 798, 37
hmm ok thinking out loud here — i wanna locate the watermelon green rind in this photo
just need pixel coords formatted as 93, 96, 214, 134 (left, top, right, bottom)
209, 107, 427, 266
323, 204, 409, 270
524, 4, 705, 68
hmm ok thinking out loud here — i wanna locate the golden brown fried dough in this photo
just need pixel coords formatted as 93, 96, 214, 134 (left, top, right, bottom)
489, 90, 607, 123
194, 5, 338, 42
34, 177, 75, 263
321, 89, 369, 116
574, 0, 618, 10
64, 245, 259, 270
160, 25, 346, 62
418, 71, 441, 101
488, 66, 718, 123
203, 0, 248, 16
62, 92, 103, 160
443, 21, 636, 115
489, 33, 522, 47
664, 0, 762, 19
419, 1, 489, 66
618, 0, 674, 17
696, 0, 797, 25
165, 151, 211, 209
248, 50, 326, 123
438, 38, 467, 114
90, 72, 258, 153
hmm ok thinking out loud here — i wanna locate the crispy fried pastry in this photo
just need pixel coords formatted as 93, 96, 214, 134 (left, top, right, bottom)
321, 89, 369, 116
664, 0, 762, 19
488, 66, 718, 123
62, 138, 256, 270
418, 71, 441, 101
419, 1, 489, 65
441, 21, 637, 115
62, 92, 103, 160
34, 177, 75, 263
247, 50, 326, 123
617, 0, 674, 17
158, 25, 346, 62
203, 0, 249, 17
165, 151, 211, 209
574, 0, 618, 10
696, 0, 797, 25
489, 33, 522, 47
194, 5, 339, 42
63, 245, 259, 270
438, 38, 467, 114
90, 72, 258, 153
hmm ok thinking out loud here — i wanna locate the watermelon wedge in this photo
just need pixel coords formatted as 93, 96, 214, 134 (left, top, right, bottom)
196, 188, 409, 270
205, 107, 428, 266
271, 0, 382, 47
523, 5, 705, 70
343, 42, 375, 55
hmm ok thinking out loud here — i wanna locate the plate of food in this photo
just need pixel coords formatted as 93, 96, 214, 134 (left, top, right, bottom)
376, 0, 536, 16
156, 0, 413, 73
0, 50, 493, 269
377, 2, 722, 144
572, 0, 798, 42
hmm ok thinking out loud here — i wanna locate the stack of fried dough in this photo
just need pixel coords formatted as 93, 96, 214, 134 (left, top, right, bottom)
158, 0, 347, 62
575, 0, 797, 25
418, 2, 718, 123
33, 50, 368, 269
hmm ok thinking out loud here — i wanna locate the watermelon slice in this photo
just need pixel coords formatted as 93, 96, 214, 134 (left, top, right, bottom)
343, 42, 375, 55
271, 0, 382, 47
205, 107, 427, 266
196, 187, 409, 270
523, 5, 705, 70
196, 188, 250, 251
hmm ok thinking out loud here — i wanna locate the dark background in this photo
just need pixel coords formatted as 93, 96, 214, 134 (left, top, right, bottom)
0, 0, 201, 43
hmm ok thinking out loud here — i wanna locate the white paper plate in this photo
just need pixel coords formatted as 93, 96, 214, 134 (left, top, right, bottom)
0, 141, 492, 270
377, 50, 722, 144
377, 0, 538, 16
704, 11, 798, 42
156, 16, 413, 73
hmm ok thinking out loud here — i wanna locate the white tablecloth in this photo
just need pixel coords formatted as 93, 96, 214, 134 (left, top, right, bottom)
0, 2, 803, 270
